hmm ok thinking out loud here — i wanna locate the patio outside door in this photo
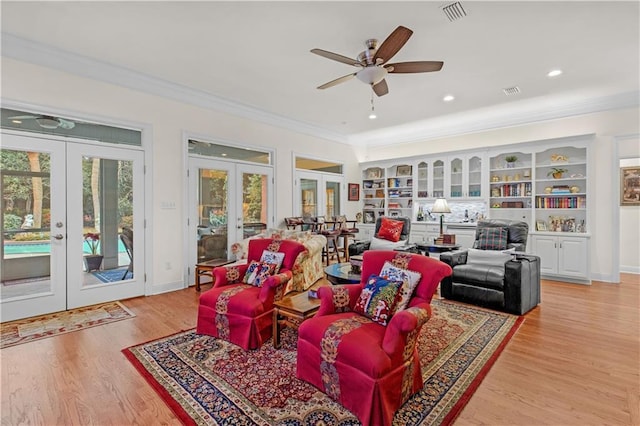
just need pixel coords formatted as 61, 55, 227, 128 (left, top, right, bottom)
1, 132, 145, 322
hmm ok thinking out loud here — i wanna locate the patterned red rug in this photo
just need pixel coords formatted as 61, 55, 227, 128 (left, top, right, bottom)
123, 299, 523, 425
1, 301, 135, 349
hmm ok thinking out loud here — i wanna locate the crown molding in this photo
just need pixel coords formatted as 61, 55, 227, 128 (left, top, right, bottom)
3, 33, 638, 149
1, 33, 348, 145
348, 90, 640, 147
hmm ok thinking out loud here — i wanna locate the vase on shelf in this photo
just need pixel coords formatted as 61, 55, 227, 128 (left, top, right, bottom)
84, 254, 103, 272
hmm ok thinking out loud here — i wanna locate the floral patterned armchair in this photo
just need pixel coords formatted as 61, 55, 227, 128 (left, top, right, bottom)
196, 238, 306, 350
296, 250, 452, 426
230, 228, 326, 293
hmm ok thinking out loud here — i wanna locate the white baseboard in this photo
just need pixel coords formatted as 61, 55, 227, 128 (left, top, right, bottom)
620, 265, 640, 274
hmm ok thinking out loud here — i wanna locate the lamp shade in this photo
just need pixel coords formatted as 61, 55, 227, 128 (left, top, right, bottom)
431, 198, 451, 214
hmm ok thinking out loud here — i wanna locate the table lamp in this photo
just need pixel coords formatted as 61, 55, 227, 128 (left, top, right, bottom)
431, 198, 451, 236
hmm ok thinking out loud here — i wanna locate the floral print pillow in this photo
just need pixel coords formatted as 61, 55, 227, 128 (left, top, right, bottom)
379, 261, 422, 312
242, 260, 276, 287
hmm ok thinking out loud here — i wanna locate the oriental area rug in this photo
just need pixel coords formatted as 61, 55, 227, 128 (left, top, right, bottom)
1, 301, 135, 349
123, 300, 523, 426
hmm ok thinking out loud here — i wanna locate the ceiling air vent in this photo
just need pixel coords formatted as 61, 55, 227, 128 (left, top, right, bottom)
441, 2, 467, 22
503, 86, 521, 96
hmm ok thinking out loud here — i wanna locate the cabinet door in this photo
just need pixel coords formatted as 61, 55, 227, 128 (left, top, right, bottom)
446, 226, 476, 249
532, 235, 559, 274
558, 237, 588, 278
449, 156, 464, 199
466, 155, 484, 198
432, 159, 446, 198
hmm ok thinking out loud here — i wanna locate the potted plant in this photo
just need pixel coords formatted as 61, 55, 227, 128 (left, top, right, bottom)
83, 232, 103, 271
547, 167, 568, 179
505, 155, 518, 168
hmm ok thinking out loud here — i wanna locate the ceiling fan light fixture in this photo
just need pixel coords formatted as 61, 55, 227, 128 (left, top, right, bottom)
35, 117, 60, 129
356, 66, 387, 85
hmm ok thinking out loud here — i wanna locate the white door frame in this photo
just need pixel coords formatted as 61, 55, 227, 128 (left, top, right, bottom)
186, 157, 274, 286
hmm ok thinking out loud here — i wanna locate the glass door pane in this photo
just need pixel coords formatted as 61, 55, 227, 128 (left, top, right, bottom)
1, 134, 66, 321
300, 178, 318, 218
241, 171, 268, 239
325, 181, 341, 218
198, 168, 229, 262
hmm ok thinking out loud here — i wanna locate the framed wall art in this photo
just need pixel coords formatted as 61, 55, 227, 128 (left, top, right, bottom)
396, 165, 412, 176
621, 166, 640, 206
348, 183, 359, 201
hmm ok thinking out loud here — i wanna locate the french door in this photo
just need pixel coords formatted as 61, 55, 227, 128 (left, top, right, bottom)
187, 158, 273, 285
296, 171, 343, 218
1, 132, 145, 322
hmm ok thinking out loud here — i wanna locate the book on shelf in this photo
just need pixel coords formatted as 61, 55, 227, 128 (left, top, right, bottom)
388, 202, 400, 209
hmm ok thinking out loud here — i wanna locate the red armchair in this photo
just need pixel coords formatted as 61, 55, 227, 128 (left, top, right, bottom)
196, 238, 306, 350
296, 250, 452, 426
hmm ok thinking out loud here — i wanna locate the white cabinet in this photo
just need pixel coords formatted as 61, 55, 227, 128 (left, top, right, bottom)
445, 224, 477, 249
530, 234, 590, 283
409, 222, 440, 244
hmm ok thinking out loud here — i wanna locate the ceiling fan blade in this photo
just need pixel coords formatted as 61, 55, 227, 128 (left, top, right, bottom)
373, 26, 413, 65
386, 61, 444, 73
372, 79, 389, 97
311, 48, 361, 67
317, 73, 356, 90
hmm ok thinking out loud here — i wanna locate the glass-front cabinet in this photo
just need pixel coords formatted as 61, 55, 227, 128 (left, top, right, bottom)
433, 160, 445, 198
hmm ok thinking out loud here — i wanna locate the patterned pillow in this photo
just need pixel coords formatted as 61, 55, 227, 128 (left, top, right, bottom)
260, 250, 285, 273
475, 227, 508, 250
242, 260, 276, 287
354, 274, 402, 326
379, 261, 422, 312
377, 217, 404, 242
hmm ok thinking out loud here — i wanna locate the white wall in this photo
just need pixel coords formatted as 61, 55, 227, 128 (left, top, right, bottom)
1, 58, 362, 293
361, 108, 640, 282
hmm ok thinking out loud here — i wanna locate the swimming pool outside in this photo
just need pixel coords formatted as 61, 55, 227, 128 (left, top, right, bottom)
4, 241, 127, 255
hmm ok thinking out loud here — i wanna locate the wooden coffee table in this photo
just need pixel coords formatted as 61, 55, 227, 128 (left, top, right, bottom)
194, 258, 235, 291
272, 281, 328, 348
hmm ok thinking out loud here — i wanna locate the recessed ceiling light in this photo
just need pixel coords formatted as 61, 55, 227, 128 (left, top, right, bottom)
11, 119, 22, 124
368, 112, 377, 120
547, 69, 563, 77
221, 153, 227, 157
443, 94, 455, 102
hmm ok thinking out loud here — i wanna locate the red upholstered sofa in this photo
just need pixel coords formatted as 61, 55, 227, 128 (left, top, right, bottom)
196, 238, 306, 350
296, 250, 452, 426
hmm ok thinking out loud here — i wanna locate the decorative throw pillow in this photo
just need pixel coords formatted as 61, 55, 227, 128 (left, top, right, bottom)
243, 260, 276, 287
466, 248, 514, 267
260, 250, 285, 273
354, 274, 402, 326
379, 261, 422, 312
475, 227, 508, 250
377, 218, 404, 242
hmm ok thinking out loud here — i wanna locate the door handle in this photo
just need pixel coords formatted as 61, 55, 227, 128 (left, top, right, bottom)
53, 234, 64, 240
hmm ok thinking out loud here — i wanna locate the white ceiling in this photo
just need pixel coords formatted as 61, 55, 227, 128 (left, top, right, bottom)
1, 1, 639, 146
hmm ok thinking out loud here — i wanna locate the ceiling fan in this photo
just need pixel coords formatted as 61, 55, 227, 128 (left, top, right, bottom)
311, 25, 444, 97
9, 114, 76, 130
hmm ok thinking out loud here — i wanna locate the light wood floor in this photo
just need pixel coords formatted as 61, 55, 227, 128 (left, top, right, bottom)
1, 274, 638, 425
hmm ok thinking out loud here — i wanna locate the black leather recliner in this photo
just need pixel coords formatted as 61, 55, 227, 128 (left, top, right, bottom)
348, 216, 412, 256
439, 219, 541, 315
